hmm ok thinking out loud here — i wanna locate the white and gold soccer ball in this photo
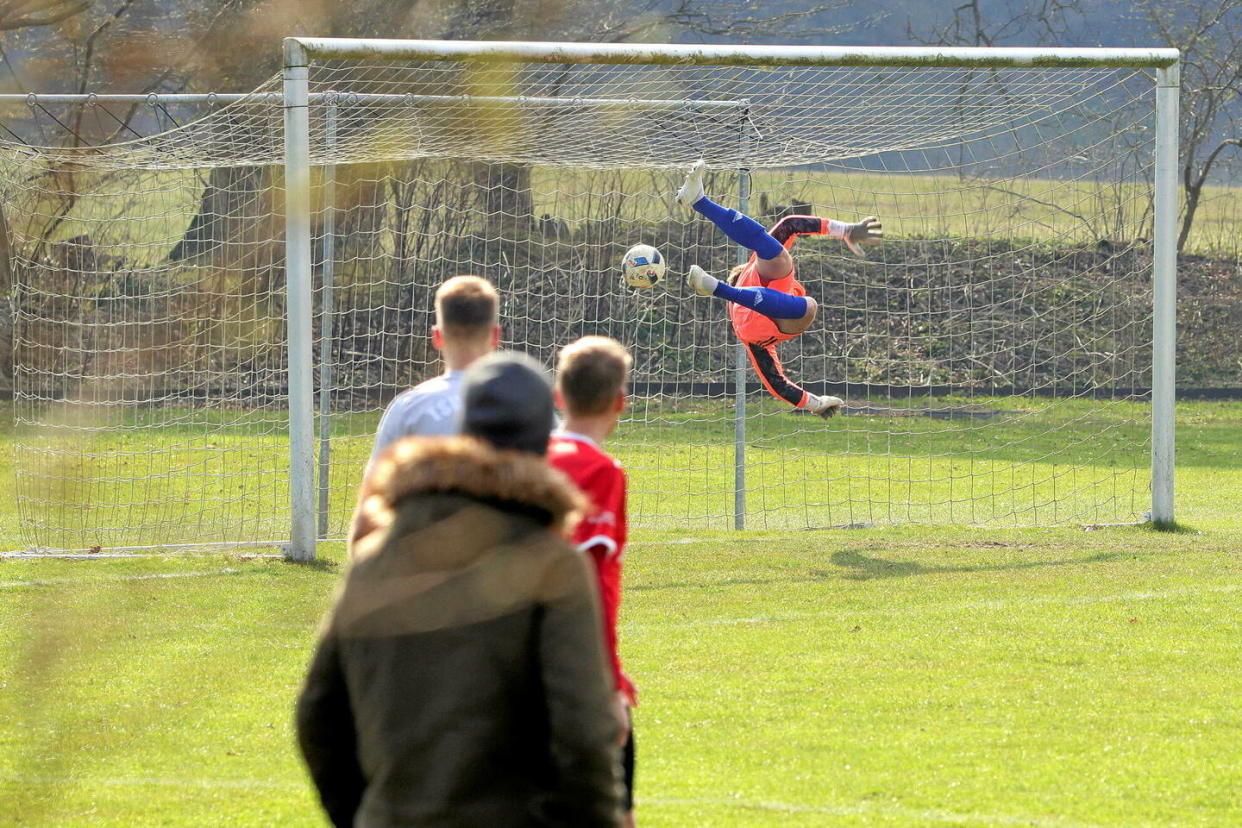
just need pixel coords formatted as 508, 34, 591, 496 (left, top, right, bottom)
620, 243, 666, 289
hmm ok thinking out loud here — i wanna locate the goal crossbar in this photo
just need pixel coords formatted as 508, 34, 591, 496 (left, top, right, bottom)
286, 38, 1179, 69
0, 92, 745, 110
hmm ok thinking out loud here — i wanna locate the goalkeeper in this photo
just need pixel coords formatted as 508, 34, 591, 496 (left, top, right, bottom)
677, 160, 882, 417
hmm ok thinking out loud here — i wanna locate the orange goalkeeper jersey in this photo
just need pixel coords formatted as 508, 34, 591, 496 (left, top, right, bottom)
728, 255, 807, 347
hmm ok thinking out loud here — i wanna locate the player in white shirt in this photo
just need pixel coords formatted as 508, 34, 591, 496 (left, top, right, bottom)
367, 372, 466, 467
351, 275, 500, 547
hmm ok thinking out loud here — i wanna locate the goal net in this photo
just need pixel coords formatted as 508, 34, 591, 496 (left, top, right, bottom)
0, 42, 1177, 554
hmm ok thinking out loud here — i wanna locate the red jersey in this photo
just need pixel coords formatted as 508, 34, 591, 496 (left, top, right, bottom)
547, 431, 634, 704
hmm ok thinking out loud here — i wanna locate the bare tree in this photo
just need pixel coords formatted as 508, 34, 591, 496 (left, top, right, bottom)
1134, 0, 1242, 251
0, 0, 94, 396
0, 0, 864, 292
169, 0, 855, 244
910, 0, 1242, 253
907, 0, 1087, 47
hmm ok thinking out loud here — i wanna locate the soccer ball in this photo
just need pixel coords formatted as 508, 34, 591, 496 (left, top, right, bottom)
620, 243, 665, 289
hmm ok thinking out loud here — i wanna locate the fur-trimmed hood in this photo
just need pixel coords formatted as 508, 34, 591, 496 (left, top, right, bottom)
354, 436, 587, 547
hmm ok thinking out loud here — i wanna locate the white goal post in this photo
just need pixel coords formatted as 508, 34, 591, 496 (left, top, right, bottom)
279, 39, 1179, 562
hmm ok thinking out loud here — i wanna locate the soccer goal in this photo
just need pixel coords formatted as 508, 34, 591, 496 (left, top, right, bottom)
1, 40, 1179, 559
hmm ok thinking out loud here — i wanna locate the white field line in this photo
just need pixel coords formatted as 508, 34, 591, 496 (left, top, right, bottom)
1, 550, 283, 559
0, 552, 284, 560
0, 568, 245, 590
627, 535, 802, 547
644, 795, 1104, 828
0, 773, 287, 791
0, 780, 1106, 826
0, 525, 1146, 557
627, 582, 1242, 630
0, 782, 1102, 827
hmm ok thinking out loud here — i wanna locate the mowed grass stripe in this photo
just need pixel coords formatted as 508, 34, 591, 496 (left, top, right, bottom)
644, 795, 1103, 828
6, 398, 1236, 549
627, 581, 1242, 630
3, 395, 1166, 548
0, 568, 245, 589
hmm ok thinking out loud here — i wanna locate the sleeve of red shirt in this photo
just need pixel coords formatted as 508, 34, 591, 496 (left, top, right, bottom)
575, 460, 634, 704
572, 459, 626, 557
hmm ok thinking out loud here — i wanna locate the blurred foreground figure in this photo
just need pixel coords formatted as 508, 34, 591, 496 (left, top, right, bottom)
297, 352, 624, 827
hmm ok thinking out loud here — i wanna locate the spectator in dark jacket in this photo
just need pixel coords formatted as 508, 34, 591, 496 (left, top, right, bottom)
296, 352, 624, 828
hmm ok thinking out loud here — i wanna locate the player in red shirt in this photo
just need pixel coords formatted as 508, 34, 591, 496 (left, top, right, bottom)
676, 159, 883, 417
547, 335, 637, 827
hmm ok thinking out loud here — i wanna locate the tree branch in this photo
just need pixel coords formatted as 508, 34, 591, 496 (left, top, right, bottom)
75, 0, 137, 95
0, 0, 91, 31
1196, 136, 1242, 184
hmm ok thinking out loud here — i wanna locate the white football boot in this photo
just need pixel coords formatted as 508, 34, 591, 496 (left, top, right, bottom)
676, 159, 707, 209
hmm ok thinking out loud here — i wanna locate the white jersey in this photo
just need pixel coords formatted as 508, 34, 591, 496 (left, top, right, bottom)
367, 370, 466, 469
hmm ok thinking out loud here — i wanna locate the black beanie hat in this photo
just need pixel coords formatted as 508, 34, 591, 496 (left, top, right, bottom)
461, 351, 555, 456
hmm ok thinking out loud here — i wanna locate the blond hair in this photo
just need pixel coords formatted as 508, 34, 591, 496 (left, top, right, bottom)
435, 275, 498, 340
556, 336, 632, 416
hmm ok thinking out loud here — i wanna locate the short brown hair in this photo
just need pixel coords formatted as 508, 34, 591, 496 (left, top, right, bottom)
435, 275, 498, 339
556, 336, 632, 416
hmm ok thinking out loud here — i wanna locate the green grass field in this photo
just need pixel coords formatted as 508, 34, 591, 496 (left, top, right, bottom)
1, 400, 1240, 826
2, 395, 1188, 551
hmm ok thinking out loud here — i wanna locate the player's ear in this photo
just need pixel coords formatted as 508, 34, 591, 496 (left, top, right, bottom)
553, 387, 566, 411
431, 326, 444, 350
490, 325, 501, 350
614, 390, 626, 414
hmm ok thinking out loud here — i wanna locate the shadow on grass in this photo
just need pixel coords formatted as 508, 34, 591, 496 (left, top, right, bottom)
631, 546, 1131, 591
827, 547, 1130, 581
1143, 520, 1198, 534
282, 557, 340, 573
629, 575, 807, 593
